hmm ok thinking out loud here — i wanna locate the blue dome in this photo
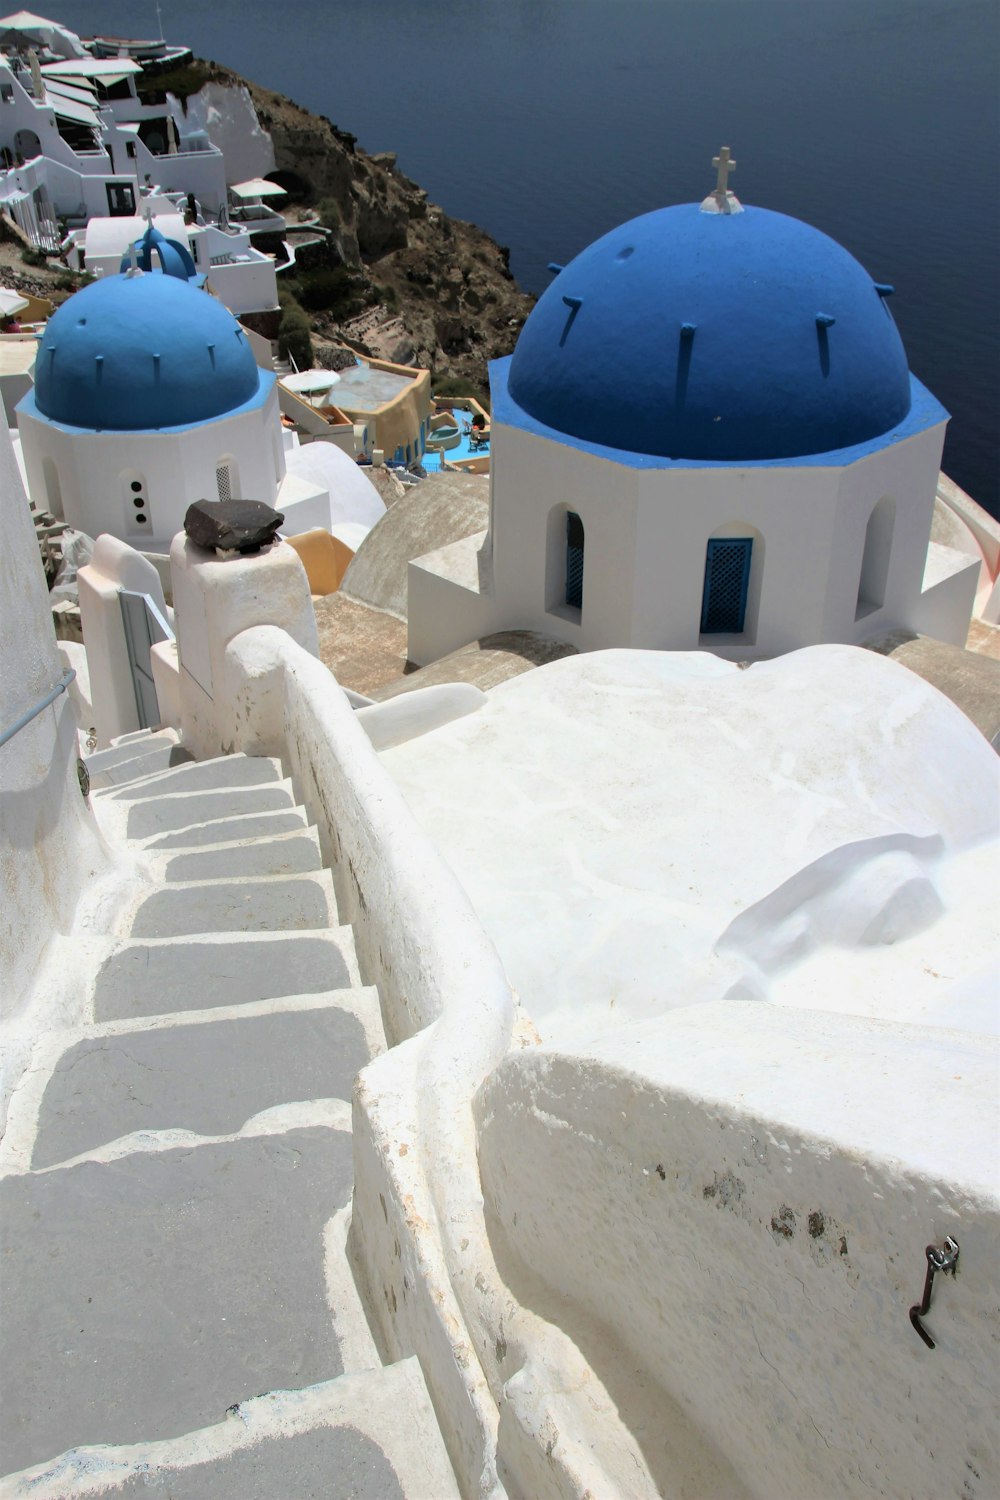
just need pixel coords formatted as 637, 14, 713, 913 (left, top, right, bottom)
33, 273, 264, 432
508, 204, 912, 462
120, 223, 199, 282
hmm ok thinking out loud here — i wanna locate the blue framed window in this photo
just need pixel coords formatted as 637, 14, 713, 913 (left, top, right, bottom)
701, 538, 752, 633
566, 511, 584, 609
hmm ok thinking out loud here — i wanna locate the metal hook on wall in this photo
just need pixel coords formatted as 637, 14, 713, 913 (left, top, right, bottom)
909, 1236, 960, 1349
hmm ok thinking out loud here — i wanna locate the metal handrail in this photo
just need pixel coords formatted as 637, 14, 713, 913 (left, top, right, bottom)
0, 666, 76, 750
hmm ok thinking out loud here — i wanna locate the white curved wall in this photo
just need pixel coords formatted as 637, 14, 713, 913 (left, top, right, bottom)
476, 1003, 1000, 1500
18, 388, 283, 552
0, 412, 108, 1023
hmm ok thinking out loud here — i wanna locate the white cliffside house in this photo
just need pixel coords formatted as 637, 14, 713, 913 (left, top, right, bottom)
0, 16, 281, 317
0, 51, 227, 241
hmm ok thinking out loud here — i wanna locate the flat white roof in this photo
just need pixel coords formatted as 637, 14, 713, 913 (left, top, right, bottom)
380, 647, 1000, 1044
41, 57, 140, 78
0, 337, 38, 374
85, 211, 187, 257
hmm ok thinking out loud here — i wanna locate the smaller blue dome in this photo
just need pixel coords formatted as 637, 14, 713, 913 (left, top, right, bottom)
120, 222, 198, 282
508, 204, 912, 462
34, 273, 265, 432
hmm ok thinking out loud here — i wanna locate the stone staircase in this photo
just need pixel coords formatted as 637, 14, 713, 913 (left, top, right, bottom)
0, 731, 459, 1499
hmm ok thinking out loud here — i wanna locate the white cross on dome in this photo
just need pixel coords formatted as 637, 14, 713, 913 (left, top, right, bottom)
701, 145, 744, 215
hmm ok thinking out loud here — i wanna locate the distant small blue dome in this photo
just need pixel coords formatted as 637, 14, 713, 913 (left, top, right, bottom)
508, 204, 912, 462
34, 273, 264, 431
120, 222, 198, 282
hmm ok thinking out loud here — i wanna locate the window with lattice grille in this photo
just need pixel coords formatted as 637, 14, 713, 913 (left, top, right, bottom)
565, 511, 584, 610
215, 463, 233, 502
701, 538, 752, 634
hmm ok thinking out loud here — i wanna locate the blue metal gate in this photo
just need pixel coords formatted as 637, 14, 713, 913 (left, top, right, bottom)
700, 538, 752, 634
565, 511, 584, 609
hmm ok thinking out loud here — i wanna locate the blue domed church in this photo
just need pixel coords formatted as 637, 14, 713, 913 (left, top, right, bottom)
408, 153, 977, 664
17, 261, 294, 551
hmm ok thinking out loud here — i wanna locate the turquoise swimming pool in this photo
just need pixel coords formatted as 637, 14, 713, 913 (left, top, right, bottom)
422, 408, 490, 471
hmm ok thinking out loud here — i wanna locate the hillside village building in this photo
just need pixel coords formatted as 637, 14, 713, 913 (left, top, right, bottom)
62, 207, 280, 318
0, 11, 280, 318
0, 48, 227, 239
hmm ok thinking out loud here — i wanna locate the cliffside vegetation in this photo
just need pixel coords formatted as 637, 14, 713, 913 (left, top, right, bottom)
238, 66, 535, 396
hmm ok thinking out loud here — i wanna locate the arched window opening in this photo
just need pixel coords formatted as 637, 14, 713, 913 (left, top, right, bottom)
545, 504, 585, 622
701, 537, 753, 634
855, 496, 895, 620
565, 510, 585, 609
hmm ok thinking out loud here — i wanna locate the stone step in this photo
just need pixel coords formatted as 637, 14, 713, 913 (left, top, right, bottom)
123, 782, 297, 840
0, 1126, 353, 1478
109, 727, 181, 749
93, 930, 361, 1022
97, 754, 284, 804
156, 827, 323, 882
85, 741, 195, 790
142, 806, 310, 850
4, 1360, 461, 1499
128, 871, 338, 939
30, 1003, 374, 1170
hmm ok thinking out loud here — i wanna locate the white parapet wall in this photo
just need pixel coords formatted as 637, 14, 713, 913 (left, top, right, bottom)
170, 533, 318, 761
221, 624, 516, 1494
476, 1003, 1000, 1500
0, 412, 111, 1119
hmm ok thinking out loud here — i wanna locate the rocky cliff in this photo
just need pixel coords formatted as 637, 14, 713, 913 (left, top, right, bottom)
233, 69, 535, 391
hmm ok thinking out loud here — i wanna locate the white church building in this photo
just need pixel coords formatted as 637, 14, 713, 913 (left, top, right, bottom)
409, 155, 980, 665
16, 258, 335, 550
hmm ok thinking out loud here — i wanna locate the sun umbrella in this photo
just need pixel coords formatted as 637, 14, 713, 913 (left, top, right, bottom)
0, 11, 86, 58
0, 287, 30, 317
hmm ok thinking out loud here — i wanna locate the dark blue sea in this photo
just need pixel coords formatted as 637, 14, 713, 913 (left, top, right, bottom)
54, 1, 1000, 515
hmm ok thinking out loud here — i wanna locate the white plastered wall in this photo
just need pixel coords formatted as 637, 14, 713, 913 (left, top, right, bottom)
17, 387, 287, 553
0, 410, 109, 1022
170, 535, 318, 759
76, 534, 172, 747
204, 256, 279, 317
476, 1003, 999, 1500
180, 83, 276, 188
489, 424, 639, 652
407, 415, 967, 664
629, 464, 840, 655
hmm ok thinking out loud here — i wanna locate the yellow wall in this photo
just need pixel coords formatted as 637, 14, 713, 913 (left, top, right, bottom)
336, 357, 431, 463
